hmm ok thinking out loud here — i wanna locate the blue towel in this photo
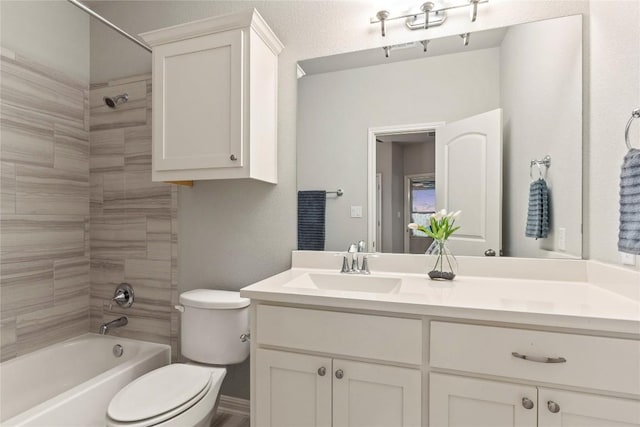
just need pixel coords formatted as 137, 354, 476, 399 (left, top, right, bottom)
525, 178, 550, 239
619, 148, 640, 254
298, 191, 326, 250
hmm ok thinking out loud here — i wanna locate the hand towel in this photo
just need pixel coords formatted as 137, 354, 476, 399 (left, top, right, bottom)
618, 148, 640, 254
525, 178, 550, 239
297, 190, 327, 250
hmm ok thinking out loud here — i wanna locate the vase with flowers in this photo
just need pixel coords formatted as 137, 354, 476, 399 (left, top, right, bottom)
408, 209, 461, 280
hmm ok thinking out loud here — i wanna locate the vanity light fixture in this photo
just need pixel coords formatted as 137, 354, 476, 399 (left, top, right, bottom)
371, 0, 488, 37
381, 40, 430, 58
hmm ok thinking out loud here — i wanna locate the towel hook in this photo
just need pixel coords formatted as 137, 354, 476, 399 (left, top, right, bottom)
529, 155, 551, 181
625, 108, 640, 150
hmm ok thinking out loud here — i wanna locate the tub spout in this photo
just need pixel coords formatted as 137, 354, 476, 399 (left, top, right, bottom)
99, 316, 128, 335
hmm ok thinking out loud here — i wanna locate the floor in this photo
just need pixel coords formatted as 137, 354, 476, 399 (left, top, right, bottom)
211, 412, 250, 427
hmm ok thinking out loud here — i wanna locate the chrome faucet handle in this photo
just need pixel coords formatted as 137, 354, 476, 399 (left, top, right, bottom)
357, 240, 366, 252
361, 255, 371, 274
341, 256, 351, 273
351, 255, 359, 273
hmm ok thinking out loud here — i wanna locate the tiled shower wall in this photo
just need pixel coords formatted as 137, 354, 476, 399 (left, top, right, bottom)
0, 48, 90, 361
89, 74, 179, 359
0, 50, 178, 361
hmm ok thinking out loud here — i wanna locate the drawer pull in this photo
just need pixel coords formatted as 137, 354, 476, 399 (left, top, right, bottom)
522, 397, 534, 410
335, 369, 344, 379
547, 401, 561, 413
512, 352, 566, 364
318, 367, 326, 376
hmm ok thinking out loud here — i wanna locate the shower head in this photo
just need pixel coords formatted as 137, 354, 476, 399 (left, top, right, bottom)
103, 93, 129, 109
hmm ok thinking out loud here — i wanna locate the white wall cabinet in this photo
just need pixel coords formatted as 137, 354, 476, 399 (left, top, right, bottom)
256, 348, 421, 427
140, 9, 283, 183
430, 373, 640, 427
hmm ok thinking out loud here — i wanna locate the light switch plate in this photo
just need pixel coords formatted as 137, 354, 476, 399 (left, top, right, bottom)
620, 252, 636, 266
557, 227, 566, 251
350, 206, 363, 218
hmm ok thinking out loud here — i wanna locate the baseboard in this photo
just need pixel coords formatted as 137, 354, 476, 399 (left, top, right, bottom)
218, 394, 250, 417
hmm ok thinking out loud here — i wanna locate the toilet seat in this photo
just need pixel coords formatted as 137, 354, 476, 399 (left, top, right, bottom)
107, 364, 223, 427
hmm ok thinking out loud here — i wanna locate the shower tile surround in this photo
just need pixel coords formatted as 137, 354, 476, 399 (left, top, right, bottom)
0, 48, 90, 360
0, 49, 179, 361
89, 75, 179, 359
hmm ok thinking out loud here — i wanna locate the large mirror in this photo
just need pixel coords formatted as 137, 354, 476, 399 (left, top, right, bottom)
297, 15, 582, 259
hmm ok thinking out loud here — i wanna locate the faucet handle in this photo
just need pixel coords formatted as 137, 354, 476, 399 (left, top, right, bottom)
341, 256, 350, 273
347, 243, 357, 254
357, 240, 366, 252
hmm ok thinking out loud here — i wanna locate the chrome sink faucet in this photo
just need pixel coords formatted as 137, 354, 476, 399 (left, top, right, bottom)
341, 241, 371, 274
99, 316, 128, 335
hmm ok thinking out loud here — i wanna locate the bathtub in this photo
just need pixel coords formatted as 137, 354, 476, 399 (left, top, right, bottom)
0, 333, 170, 426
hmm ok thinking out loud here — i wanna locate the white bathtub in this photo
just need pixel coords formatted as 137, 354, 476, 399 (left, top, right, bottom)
0, 333, 170, 426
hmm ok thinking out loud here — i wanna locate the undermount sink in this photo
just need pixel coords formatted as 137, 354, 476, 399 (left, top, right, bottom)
283, 273, 402, 294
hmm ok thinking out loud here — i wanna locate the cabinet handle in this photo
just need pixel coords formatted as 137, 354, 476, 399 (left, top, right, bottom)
335, 369, 344, 379
317, 367, 326, 376
512, 352, 566, 364
547, 401, 561, 413
521, 397, 534, 410
230, 154, 238, 161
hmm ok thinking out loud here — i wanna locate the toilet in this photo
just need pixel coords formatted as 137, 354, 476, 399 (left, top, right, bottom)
106, 289, 250, 427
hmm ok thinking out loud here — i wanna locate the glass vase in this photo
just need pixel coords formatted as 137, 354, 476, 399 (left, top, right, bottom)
425, 239, 458, 280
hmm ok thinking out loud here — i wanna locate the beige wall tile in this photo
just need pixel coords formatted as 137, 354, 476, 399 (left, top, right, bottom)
15, 164, 89, 215
54, 257, 89, 301
53, 123, 89, 174
0, 103, 55, 167
0, 260, 53, 319
1, 161, 16, 214
124, 125, 151, 171
90, 215, 146, 259
89, 128, 124, 173
15, 296, 88, 356
1, 318, 17, 362
1, 215, 85, 263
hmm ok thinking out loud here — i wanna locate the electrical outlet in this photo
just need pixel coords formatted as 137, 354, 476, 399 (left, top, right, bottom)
350, 206, 362, 218
557, 227, 566, 251
620, 252, 636, 266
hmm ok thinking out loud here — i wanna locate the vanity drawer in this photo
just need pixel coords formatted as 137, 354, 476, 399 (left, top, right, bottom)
430, 321, 640, 395
257, 305, 422, 365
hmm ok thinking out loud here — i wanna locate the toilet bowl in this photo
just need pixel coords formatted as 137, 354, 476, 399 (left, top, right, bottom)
106, 290, 250, 426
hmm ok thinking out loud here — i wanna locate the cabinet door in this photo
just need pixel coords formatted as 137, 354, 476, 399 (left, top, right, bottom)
538, 388, 640, 427
332, 359, 421, 427
152, 29, 243, 172
255, 349, 331, 427
429, 373, 537, 427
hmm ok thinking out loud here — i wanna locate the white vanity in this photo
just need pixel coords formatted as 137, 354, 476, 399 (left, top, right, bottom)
241, 251, 640, 427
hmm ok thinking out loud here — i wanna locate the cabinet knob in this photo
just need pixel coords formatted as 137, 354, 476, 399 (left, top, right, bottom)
547, 401, 561, 413
317, 367, 326, 376
335, 369, 344, 379
522, 397, 534, 410
484, 248, 496, 256
230, 154, 238, 161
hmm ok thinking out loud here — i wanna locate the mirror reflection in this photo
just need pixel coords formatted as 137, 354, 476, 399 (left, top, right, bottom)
297, 15, 582, 259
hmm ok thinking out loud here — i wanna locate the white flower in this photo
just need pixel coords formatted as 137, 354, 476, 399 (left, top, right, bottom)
452, 210, 461, 220
440, 209, 447, 217
433, 212, 443, 221
446, 211, 454, 219
407, 223, 418, 230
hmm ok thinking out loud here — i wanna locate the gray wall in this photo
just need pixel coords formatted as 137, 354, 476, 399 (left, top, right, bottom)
501, 15, 583, 258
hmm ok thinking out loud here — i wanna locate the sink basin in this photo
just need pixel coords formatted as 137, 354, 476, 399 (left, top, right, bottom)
283, 273, 401, 294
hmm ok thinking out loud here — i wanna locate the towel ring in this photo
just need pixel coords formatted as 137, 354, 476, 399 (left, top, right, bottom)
625, 108, 640, 150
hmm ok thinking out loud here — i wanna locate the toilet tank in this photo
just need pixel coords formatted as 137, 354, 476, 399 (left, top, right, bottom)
178, 289, 250, 365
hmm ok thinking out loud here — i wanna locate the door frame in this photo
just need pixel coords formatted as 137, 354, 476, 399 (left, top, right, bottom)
367, 122, 444, 252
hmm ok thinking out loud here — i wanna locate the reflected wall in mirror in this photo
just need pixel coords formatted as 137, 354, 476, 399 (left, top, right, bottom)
297, 14, 582, 259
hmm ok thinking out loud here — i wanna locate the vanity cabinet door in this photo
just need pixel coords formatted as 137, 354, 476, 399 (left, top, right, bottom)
429, 373, 537, 427
332, 359, 421, 427
255, 349, 332, 427
538, 388, 640, 427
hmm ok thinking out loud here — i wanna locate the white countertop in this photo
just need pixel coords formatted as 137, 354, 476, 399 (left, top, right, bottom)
240, 253, 640, 335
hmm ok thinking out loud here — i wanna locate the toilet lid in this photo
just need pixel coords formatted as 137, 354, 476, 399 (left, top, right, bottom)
107, 364, 212, 423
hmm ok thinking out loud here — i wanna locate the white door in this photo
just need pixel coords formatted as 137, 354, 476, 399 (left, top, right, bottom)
376, 173, 382, 252
255, 349, 332, 427
429, 373, 537, 427
538, 388, 640, 427
333, 359, 421, 427
436, 109, 502, 256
